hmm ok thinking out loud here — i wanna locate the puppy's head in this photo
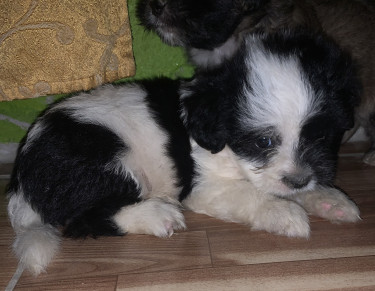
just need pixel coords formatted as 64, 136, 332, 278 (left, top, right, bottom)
181, 30, 360, 196
137, 0, 264, 50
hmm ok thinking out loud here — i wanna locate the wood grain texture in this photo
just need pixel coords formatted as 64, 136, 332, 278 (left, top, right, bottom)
17, 231, 211, 286
116, 257, 375, 290
14, 276, 118, 291
0, 142, 374, 290
207, 217, 375, 267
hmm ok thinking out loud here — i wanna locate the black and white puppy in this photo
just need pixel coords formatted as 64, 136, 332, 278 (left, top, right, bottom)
138, 0, 375, 165
8, 30, 360, 276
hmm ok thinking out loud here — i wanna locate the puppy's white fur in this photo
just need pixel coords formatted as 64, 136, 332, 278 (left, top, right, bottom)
113, 197, 186, 237
189, 36, 240, 68
184, 145, 311, 237
8, 192, 61, 275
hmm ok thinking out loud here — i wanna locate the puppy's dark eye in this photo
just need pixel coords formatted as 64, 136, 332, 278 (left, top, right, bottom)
255, 136, 273, 149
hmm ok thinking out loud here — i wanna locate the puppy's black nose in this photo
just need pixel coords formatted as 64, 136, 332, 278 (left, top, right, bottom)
150, 0, 167, 16
282, 174, 312, 189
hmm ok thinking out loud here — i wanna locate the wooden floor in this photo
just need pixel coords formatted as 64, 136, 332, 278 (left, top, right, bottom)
0, 142, 374, 290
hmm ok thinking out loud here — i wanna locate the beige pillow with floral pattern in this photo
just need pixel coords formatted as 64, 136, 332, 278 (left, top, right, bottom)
0, 0, 135, 101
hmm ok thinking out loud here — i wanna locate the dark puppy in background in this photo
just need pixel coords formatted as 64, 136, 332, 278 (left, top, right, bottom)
137, 0, 267, 68
138, 0, 375, 165
137, 0, 319, 68
8, 30, 360, 276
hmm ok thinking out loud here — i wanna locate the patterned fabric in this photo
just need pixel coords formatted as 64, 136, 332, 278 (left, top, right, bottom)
0, 0, 135, 101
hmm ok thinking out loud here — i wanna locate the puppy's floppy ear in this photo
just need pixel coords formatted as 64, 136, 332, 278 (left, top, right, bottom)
295, 32, 362, 130
180, 49, 245, 153
180, 79, 231, 154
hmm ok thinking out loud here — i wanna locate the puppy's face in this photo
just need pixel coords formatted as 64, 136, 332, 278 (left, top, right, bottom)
181, 31, 360, 196
227, 59, 339, 195
137, 0, 263, 50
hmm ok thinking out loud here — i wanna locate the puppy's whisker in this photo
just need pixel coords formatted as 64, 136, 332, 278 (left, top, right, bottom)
253, 169, 263, 175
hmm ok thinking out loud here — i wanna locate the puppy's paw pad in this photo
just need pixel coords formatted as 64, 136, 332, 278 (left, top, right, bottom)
334, 209, 345, 218
317, 199, 360, 223
321, 202, 332, 211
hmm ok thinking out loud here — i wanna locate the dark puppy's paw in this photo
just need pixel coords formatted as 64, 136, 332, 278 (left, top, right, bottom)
189, 121, 227, 154
181, 90, 229, 154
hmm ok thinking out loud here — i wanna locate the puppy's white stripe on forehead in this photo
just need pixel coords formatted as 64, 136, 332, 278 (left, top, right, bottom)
239, 38, 322, 136
235, 37, 324, 189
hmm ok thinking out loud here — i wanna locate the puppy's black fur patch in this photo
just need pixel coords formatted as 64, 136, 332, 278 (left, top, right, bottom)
9, 110, 141, 237
140, 79, 195, 200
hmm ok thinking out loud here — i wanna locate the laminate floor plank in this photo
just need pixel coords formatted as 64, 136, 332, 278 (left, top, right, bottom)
207, 216, 375, 267
0, 242, 20, 291
116, 256, 375, 290
14, 276, 118, 291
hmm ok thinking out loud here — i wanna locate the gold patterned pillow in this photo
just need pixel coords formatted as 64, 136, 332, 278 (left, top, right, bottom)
0, 0, 135, 101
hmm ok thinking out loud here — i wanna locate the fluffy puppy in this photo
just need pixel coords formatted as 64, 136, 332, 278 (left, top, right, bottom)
8, 30, 360, 276
138, 0, 375, 165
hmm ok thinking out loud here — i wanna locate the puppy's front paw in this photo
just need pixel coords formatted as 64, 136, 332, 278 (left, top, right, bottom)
113, 197, 186, 238
298, 187, 360, 223
252, 200, 310, 238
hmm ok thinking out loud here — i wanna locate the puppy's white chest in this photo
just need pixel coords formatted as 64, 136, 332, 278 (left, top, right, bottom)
192, 144, 244, 180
